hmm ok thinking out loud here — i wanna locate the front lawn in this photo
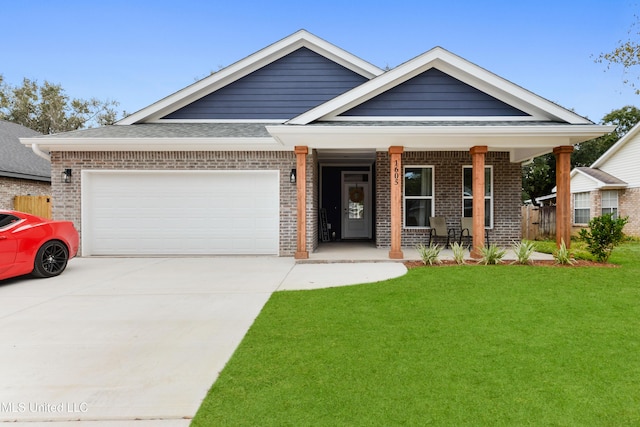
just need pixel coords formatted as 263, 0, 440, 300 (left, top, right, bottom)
192, 243, 640, 426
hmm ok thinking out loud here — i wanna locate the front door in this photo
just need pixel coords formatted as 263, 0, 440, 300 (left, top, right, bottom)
342, 172, 371, 239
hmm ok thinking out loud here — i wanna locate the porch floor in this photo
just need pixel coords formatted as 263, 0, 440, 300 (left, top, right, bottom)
302, 241, 554, 263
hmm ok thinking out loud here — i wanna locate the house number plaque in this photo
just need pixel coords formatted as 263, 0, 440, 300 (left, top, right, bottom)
394, 159, 400, 185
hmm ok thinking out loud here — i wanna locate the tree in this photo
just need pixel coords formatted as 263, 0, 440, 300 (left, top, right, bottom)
595, 17, 640, 94
572, 105, 640, 167
0, 74, 120, 134
522, 153, 555, 205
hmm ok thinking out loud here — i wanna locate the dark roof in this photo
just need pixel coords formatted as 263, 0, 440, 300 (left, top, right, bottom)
30, 120, 583, 141
0, 120, 50, 181
575, 167, 627, 186
33, 123, 273, 139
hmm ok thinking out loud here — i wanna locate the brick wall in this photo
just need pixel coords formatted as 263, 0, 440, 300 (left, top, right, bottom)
571, 188, 640, 238
620, 187, 640, 236
0, 177, 51, 210
51, 151, 298, 256
376, 151, 522, 248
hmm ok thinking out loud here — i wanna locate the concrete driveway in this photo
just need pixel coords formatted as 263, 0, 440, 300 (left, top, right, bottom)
0, 257, 406, 426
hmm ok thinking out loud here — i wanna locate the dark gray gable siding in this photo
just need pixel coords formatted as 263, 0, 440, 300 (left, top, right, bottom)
341, 68, 528, 117
163, 47, 368, 120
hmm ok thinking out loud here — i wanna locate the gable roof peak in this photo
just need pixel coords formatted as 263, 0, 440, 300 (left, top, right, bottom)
591, 120, 640, 168
288, 45, 593, 125
118, 30, 383, 125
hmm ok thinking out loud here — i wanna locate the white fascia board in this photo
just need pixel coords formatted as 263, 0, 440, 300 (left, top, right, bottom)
268, 124, 614, 142
591, 121, 640, 168
118, 30, 382, 125
20, 137, 283, 152
288, 47, 593, 125
266, 124, 613, 163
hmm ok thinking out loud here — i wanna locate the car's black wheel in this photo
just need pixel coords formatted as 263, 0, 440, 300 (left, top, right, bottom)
32, 240, 69, 278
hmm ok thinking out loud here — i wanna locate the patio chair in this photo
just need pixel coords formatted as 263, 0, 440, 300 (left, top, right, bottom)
459, 217, 490, 247
428, 216, 456, 248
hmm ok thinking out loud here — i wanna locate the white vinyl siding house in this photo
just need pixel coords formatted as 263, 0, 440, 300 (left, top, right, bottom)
569, 121, 640, 237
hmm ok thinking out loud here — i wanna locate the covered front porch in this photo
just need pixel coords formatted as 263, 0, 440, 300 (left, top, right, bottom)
286, 138, 585, 260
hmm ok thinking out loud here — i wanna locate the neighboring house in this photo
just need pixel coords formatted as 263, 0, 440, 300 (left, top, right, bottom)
570, 121, 640, 237
21, 30, 613, 258
0, 120, 50, 209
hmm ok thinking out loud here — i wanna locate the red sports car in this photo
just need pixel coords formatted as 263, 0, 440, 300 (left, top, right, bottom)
0, 210, 79, 281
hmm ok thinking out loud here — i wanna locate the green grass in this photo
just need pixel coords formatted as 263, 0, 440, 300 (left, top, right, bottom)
533, 238, 594, 260
192, 243, 640, 426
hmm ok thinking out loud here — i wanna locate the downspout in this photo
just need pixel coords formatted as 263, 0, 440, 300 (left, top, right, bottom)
31, 143, 51, 162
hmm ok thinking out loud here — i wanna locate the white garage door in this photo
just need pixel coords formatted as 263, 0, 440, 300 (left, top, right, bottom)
82, 170, 279, 256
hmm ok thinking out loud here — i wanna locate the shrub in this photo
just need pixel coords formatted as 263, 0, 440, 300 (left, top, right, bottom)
512, 240, 535, 265
416, 243, 442, 266
451, 242, 466, 265
553, 239, 574, 265
533, 239, 594, 260
479, 244, 506, 265
579, 214, 629, 262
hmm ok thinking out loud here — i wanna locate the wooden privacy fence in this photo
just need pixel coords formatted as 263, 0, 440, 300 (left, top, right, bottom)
13, 195, 52, 219
521, 205, 556, 240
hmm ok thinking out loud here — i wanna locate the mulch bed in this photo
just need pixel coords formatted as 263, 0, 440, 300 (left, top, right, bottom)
404, 259, 619, 269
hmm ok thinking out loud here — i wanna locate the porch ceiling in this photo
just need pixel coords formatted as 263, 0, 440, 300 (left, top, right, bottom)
266, 123, 616, 163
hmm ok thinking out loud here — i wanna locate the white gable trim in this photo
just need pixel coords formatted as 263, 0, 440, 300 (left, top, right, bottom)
287, 47, 592, 125
118, 30, 383, 125
591, 121, 640, 168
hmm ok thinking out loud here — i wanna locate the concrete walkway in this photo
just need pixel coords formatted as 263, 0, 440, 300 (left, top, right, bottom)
0, 256, 407, 426
0, 246, 552, 426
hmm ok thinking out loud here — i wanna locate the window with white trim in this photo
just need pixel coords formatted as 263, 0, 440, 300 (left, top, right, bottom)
462, 166, 493, 227
601, 190, 618, 219
573, 192, 590, 224
404, 166, 434, 228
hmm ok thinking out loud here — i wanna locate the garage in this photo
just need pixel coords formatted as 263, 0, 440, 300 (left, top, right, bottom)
82, 170, 280, 256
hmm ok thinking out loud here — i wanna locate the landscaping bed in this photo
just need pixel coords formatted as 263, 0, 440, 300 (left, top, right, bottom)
404, 259, 619, 268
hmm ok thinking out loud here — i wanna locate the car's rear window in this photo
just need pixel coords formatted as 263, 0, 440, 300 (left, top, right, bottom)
0, 214, 20, 229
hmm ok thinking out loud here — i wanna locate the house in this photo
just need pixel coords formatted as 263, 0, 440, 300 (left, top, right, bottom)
0, 120, 50, 209
570, 121, 640, 237
21, 30, 613, 258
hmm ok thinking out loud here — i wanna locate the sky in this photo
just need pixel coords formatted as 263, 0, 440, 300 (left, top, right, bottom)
2, 0, 639, 123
